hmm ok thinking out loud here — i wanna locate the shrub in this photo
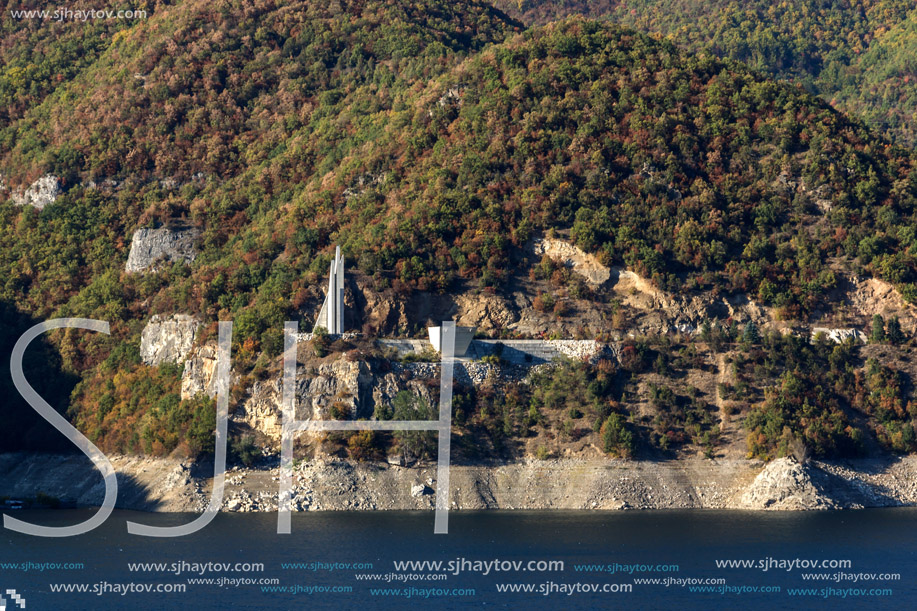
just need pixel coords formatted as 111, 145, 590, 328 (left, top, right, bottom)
347, 431, 377, 461
600, 413, 634, 457
231, 435, 262, 467
533, 293, 555, 312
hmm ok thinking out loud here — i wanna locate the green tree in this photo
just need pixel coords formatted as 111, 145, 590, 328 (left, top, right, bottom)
886, 316, 904, 344
391, 391, 436, 462
742, 321, 760, 345
600, 413, 634, 457
700, 320, 714, 341
231, 435, 262, 467
871, 314, 887, 343
312, 326, 330, 357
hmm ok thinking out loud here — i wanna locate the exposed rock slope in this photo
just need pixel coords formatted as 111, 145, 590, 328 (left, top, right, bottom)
10, 175, 61, 209
126, 226, 200, 273
140, 314, 200, 366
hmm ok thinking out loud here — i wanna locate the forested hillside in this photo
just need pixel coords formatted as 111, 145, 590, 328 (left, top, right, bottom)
2, 0, 917, 457
493, 0, 917, 147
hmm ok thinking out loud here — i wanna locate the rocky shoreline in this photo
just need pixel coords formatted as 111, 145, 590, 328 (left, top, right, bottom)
3, 453, 917, 513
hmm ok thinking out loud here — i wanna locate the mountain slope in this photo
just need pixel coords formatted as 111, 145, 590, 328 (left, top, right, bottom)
1, 2, 917, 457
493, 0, 917, 147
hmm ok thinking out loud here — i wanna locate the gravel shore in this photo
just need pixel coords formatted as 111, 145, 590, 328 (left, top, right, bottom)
4, 453, 917, 513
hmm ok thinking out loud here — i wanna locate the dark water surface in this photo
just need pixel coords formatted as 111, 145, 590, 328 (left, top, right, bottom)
1, 508, 915, 609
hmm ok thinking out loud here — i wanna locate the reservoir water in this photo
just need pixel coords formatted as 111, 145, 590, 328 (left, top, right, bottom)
1, 508, 915, 609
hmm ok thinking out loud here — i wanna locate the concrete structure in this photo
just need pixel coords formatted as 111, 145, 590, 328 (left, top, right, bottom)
314, 246, 345, 334
384, 337, 608, 364
378, 339, 433, 355
428, 325, 475, 357
467, 340, 605, 364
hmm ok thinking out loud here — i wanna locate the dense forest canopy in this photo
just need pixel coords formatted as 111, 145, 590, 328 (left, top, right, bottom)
1, 0, 917, 455
493, 0, 917, 148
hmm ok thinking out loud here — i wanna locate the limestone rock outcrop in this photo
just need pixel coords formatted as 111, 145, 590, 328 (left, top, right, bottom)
237, 359, 376, 439
235, 358, 438, 440
126, 226, 200, 273
455, 293, 517, 332
355, 277, 409, 334
238, 379, 311, 438
845, 276, 917, 333
180, 343, 220, 400
810, 327, 867, 344
534, 237, 611, 285
10, 175, 61, 209
140, 315, 200, 366
370, 368, 437, 414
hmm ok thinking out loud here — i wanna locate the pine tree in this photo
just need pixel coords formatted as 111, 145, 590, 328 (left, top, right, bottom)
700, 320, 712, 341
742, 320, 760, 344
726, 321, 738, 342
871, 314, 886, 343
887, 316, 904, 344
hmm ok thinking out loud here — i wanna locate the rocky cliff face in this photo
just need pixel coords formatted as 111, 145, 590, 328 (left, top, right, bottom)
125, 226, 200, 273
0, 453, 205, 511
236, 358, 436, 440
522, 237, 917, 340
140, 314, 200, 366
534, 237, 611, 285
454, 292, 518, 332
843, 276, 917, 334
10, 175, 61, 209
238, 380, 298, 439
238, 360, 373, 436
180, 343, 220, 400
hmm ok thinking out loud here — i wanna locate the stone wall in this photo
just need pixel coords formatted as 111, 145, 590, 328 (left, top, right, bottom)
381, 338, 607, 365
469, 339, 606, 364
